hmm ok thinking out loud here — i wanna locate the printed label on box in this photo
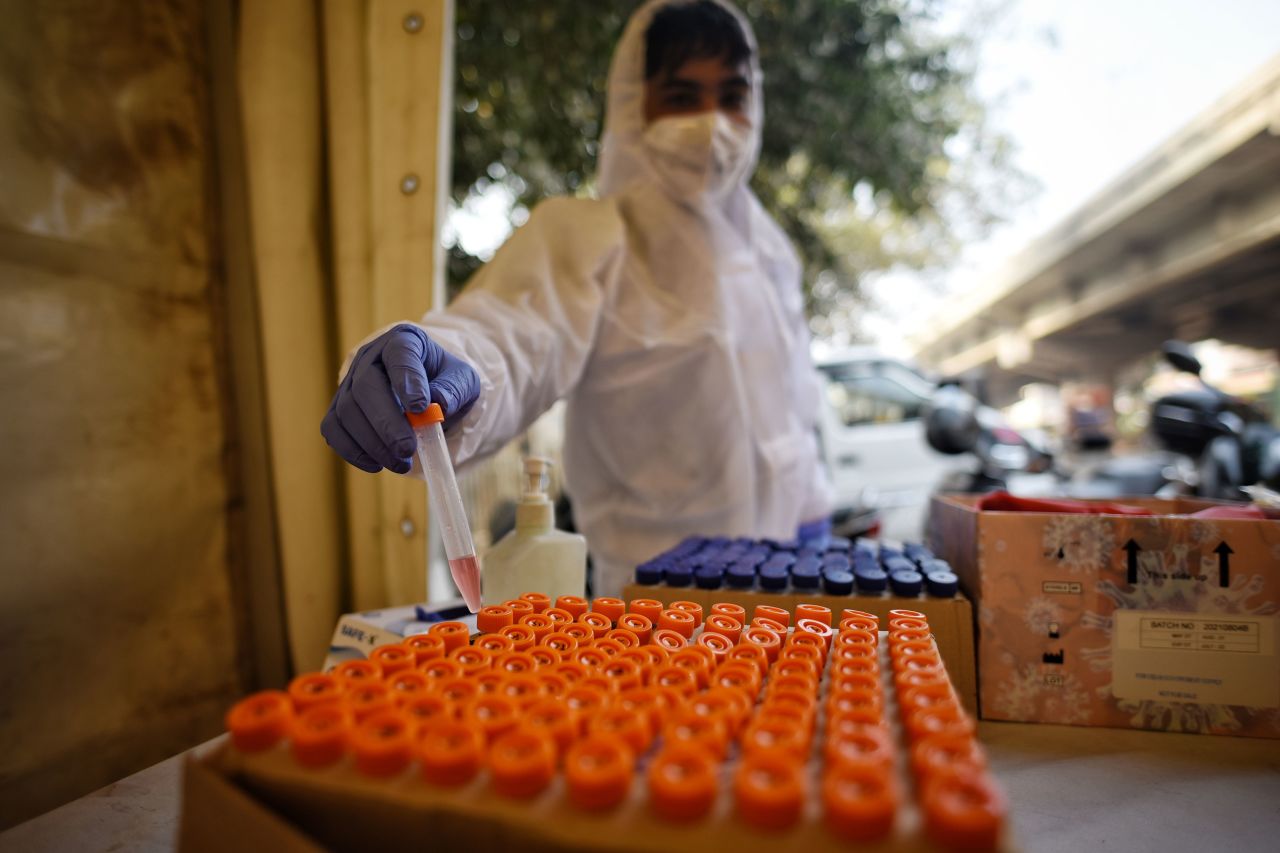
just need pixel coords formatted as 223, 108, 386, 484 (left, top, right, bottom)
1112, 611, 1279, 708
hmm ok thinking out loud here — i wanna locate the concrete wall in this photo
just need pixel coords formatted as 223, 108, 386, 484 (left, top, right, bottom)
0, 0, 246, 826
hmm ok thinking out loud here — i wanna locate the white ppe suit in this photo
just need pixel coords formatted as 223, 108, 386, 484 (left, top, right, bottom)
417, 0, 833, 595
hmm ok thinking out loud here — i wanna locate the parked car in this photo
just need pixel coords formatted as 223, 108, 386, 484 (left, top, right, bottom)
814, 349, 970, 541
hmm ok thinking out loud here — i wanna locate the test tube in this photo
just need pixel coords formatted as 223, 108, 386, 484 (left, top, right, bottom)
407, 403, 481, 612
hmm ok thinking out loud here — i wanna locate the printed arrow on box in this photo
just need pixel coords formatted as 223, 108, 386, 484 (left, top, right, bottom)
1214, 541, 1233, 588
1122, 539, 1141, 585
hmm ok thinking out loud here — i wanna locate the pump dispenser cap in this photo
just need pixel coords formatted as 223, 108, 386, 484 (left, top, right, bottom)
517, 457, 555, 531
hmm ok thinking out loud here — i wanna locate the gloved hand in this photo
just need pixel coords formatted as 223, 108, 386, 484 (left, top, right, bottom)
321, 324, 480, 474
797, 516, 832, 548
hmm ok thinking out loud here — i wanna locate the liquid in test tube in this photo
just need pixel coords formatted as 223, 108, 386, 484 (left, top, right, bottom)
406, 404, 481, 612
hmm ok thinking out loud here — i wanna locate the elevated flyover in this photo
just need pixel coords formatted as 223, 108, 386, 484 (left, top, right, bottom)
911, 55, 1280, 405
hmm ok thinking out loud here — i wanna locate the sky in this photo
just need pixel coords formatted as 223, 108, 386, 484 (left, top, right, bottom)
863, 0, 1280, 355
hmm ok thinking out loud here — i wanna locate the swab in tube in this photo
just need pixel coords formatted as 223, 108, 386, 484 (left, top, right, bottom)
407, 404, 481, 612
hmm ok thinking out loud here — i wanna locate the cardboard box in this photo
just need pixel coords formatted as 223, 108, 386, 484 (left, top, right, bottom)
622, 583, 977, 712
928, 494, 1280, 737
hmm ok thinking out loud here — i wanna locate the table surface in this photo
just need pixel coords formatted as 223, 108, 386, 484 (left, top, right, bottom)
3, 721, 1279, 853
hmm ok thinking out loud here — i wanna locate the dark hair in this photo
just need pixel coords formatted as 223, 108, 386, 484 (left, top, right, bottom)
644, 1, 752, 81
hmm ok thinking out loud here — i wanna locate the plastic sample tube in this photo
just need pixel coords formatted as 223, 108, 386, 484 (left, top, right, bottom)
406, 404, 480, 612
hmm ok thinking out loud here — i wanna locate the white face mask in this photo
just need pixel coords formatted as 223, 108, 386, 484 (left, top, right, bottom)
641, 111, 754, 202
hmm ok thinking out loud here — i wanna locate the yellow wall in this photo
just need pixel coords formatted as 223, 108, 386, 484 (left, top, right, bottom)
0, 1, 246, 826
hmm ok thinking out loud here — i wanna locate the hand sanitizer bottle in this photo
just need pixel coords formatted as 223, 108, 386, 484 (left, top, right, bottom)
480, 457, 587, 606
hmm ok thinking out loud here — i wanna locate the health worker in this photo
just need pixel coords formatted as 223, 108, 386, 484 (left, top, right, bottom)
321, 0, 834, 595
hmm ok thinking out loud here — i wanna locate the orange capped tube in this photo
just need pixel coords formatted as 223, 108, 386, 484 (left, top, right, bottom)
419, 657, 463, 683
617, 686, 668, 734
519, 698, 579, 757
519, 592, 551, 613
429, 621, 470, 653
652, 628, 688, 652
566, 734, 635, 811
518, 612, 554, 642
331, 659, 382, 686
712, 663, 762, 698
351, 710, 414, 777
906, 704, 976, 744
752, 604, 791, 628
476, 605, 514, 634
823, 762, 898, 843
888, 608, 927, 622
369, 643, 415, 676
290, 703, 351, 768
499, 673, 547, 710
725, 643, 768, 677
710, 602, 747, 624
503, 599, 535, 619
657, 609, 696, 639
226, 690, 293, 753
795, 603, 832, 626
825, 723, 895, 770
555, 595, 589, 618
921, 767, 1007, 851
528, 645, 562, 669
542, 630, 580, 655
345, 681, 396, 722
543, 606, 574, 627
496, 650, 540, 676
669, 649, 713, 689
448, 645, 494, 676
593, 638, 627, 658
839, 616, 879, 636
578, 611, 613, 639
741, 717, 810, 760
647, 743, 719, 822
741, 626, 782, 663
840, 607, 880, 625
652, 664, 699, 698
669, 600, 704, 627
703, 613, 743, 644
403, 632, 447, 664
696, 629, 734, 664
616, 613, 653, 645
563, 685, 611, 725
288, 673, 344, 712
488, 729, 557, 799
601, 657, 644, 692
604, 627, 640, 649
588, 707, 654, 756
497, 625, 536, 652
751, 616, 788, 636
591, 596, 627, 625
663, 708, 730, 760
733, 748, 806, 831
435, 675, 478, 706
911, 731, 988, 780
475, 633, 516, 655
386, 670, 432, 703
418, 719, 486, 787
401, 693, 457, 728
460, 694, 520, 744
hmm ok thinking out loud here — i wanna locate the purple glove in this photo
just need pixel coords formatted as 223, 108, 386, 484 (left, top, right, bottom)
321, 324, 479, 474
797, 517, 832, 548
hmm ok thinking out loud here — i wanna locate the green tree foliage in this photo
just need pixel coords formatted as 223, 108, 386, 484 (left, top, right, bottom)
450, 0, 1021, 333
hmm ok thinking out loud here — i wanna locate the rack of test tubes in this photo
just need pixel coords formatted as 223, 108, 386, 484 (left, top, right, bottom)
221, 594, 1007, 851
634, 536, 961, 598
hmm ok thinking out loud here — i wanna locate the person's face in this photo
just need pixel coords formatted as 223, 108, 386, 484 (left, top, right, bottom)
642, 54, 751, 126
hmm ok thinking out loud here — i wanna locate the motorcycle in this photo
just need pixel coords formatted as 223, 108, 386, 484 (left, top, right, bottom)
1151, 340, 1280, 499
